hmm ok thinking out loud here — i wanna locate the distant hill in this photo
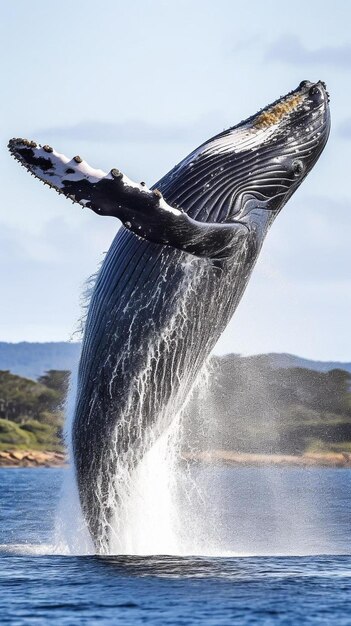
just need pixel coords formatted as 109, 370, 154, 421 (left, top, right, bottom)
185, 355, 351, 456
0, 343, 350, 456
0, 342, 81, 380
231, 353, 351, 374
0, 342, 349, 380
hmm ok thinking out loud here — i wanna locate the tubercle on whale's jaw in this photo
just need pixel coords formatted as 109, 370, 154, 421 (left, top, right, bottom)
227, 80, 330, 135
253, 94, 303, 129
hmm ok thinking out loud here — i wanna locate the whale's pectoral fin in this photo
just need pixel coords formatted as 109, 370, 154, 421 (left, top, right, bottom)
8, 138, 248, 259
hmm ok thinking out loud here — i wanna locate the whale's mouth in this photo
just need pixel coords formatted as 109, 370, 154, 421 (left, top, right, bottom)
162, 79, 330, 223
227, 80, 331, 217
245, 80, 330, 131
184, 80, 330, 168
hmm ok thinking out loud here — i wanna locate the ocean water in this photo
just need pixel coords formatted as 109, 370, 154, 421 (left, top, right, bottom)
0, 467, 350, 625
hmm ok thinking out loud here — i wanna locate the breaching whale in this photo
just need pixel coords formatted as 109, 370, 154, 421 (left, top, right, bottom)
9, 80, 330, 552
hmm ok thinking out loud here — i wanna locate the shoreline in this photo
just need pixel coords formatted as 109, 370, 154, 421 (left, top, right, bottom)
1, 449, 351, 468
183, 450, 351, 469
0, 450, 66, 467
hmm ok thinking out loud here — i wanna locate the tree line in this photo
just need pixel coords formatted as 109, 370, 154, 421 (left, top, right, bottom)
0, 370, 68, 450
0, 358, 351, 454
183, 355, 351, 455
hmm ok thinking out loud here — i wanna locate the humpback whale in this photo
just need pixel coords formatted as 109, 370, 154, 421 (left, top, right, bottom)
9, 80, 330, 552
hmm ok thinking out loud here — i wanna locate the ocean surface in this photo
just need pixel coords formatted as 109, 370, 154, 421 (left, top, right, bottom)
0, 466, 350, 625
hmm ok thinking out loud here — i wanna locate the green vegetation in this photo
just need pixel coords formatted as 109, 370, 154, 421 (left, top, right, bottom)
1, 356, 351, 455
184, 356, 351, 455
0, 370, 68, 451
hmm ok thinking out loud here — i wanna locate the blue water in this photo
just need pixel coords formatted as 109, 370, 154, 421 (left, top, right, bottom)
1, 467, 350, 625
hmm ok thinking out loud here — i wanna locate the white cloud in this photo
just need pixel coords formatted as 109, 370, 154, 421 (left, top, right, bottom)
265, 35, 351, 68
34, 118, 216, 145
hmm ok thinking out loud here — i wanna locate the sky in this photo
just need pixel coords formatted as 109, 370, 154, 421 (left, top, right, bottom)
0, 0, 350, 360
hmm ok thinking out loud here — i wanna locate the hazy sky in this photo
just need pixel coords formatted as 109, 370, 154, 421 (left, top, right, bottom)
1, 1, 350, 360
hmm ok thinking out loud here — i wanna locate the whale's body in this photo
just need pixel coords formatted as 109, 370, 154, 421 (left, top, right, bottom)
8, 80, 330, 552
75, 175, 259, 547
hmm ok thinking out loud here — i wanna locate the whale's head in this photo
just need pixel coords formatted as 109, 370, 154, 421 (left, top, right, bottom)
166, 80, 330, 226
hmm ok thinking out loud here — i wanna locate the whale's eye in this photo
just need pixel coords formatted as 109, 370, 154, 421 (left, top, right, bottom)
292, 159, 304, 177
309, 85, 320, 97
308, 84, 324, 105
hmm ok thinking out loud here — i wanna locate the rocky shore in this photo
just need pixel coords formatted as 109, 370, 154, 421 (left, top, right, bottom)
0, 449, 66, 467
184, 450, 351, 468
1, 449, 351, 468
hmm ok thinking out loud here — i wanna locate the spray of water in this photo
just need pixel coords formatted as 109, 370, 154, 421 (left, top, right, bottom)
108, 417, 182, 555
54, 252, 329, 557
52, 349, 336, 558
55, 257, 216, 555
55, 371, 212, 556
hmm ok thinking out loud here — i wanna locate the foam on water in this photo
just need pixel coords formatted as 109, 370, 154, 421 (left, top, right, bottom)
0, 543, 56, 556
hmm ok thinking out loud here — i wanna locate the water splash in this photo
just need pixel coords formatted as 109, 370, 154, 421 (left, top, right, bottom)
108, 417, 182, 555
55, 361, 94, 555
55, 370, 212, 556
56, 258, 215, 555
54, 246, 332, 557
